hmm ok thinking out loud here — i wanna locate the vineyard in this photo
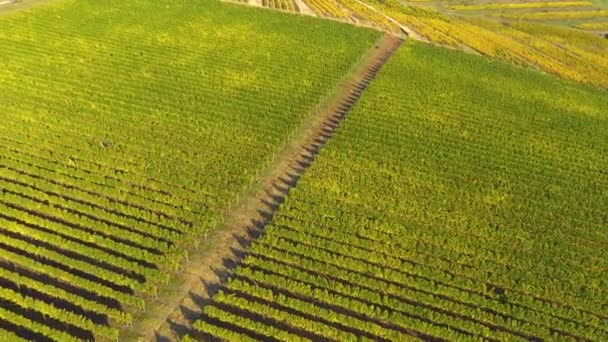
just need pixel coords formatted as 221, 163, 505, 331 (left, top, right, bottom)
2, 0, 608, 340
433, 0, 608, 40
0, 0, 381, 340
449, 1, 594, 11
262, 0, 298, 11
400, 0, 608, 26
190, 41, 608, 341
302, 0, 350, 18
231, 0, 608, 88
371, 0, 608, 88
497, 9, 608, 20
577, 20, 608, 29
439, 0, 607, 23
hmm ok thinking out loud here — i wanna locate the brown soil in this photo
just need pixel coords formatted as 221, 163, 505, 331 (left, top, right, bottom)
124, 34, 404, 342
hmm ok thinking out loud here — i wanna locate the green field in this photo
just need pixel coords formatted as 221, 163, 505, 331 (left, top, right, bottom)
0, 0, 381, 339
191, 41, 608, 340
2, 0, 608, 341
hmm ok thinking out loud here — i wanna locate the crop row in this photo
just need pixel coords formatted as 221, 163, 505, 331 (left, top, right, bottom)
497, 9, 608, 20
192, 41, 608, 340
302, 0, 350, 18
336, 0, 402, 33
576, 21, 608, 30
0, 0, 383, 340
329, 0, 608, 88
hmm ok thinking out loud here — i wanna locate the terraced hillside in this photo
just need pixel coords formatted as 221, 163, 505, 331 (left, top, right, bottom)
190, 41, 608, 340
0, 0, 381, 340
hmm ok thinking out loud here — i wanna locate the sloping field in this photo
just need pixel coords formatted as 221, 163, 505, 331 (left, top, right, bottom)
241, 0, 608, 89
577, 20, 608, 29
0, 0, 381, 340
270, 0, 608, 89
190, 41, 608, 340
361, 0, 608, 89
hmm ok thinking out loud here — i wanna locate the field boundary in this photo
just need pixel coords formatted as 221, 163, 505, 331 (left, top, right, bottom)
126, 33, 404, 341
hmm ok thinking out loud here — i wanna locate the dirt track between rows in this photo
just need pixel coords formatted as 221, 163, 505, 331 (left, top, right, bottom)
125, 33, 404, 341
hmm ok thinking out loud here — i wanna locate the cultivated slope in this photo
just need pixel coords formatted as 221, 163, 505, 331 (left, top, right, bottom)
189, 41, 608, 340
156, 34, 404, 341
0, 0, 381, 339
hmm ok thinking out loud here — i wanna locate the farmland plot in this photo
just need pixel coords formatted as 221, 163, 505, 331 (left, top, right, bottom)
191, 41, 608, 340
0, 0, 381, 340
357, 0, 608, 88
236, 0, 608, 89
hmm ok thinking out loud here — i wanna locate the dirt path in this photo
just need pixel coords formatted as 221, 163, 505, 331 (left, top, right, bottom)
295, 0, 315, 15
126, 34, 404, 342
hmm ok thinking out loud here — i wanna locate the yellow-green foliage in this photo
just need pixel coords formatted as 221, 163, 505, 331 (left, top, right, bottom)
303, 0, 351, 18
357, 0, 608, 88
450, 1, 592, 10
0, 0, 380, 339
335, 0, 403, 32
192, 40, 608, 341
511, 21, 608, 57
468, 18, 608, 84
263, 0, 298, 11
498, 9, 608, 20
576, 21, 608, 29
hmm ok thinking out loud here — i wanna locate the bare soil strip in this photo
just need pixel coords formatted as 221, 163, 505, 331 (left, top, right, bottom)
126, 34, 404, 341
